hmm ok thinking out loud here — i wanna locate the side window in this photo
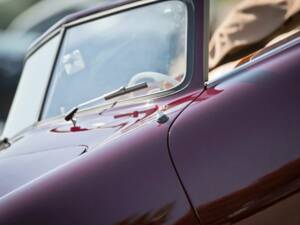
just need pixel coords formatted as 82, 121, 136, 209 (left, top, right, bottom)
42, 1, 188, 119
2, 36, 60, 138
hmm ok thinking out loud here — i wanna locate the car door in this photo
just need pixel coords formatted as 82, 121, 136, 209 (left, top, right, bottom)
169, 40, 300, 225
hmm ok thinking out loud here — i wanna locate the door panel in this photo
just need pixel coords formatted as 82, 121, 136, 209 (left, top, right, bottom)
169, 43, 300, 225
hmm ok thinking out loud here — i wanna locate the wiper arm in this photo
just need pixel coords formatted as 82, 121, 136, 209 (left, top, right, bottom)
103, 82, 148, 100
76, 82, 148, 109
65, 82, 148, 125
0, 137, 11, 151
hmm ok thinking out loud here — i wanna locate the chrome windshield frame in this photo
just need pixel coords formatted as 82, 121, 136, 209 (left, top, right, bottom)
36, 0, 196, 122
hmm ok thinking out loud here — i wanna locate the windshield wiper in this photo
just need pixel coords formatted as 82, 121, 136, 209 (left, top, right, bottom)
103, 82, 148, 101
65, 82, 148, 126
0, 137, 11, 151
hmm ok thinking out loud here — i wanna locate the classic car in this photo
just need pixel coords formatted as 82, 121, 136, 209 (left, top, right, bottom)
0, 0, 300, 225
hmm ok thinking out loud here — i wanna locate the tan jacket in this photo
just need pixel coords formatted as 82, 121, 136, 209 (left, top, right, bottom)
209, 0, 300, 70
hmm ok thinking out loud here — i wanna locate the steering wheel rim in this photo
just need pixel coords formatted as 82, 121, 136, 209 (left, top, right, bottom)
128, 72, 179, 88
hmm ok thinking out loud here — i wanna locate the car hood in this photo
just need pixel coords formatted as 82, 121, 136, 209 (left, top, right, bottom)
0, 91, 201, 199
0, 146, 86, 197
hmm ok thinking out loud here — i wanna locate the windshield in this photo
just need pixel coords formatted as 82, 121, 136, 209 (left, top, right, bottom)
2, 35, 60, 139
43, 1, 188, 119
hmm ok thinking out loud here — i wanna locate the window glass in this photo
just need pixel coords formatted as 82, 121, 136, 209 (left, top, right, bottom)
2, 36, 60, 138
43, 1, 188, 118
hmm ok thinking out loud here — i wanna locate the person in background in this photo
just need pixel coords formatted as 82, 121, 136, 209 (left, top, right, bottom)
209, 0, 300, 79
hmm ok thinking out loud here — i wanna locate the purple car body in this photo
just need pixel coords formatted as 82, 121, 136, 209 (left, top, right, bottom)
0, 0, 300, 225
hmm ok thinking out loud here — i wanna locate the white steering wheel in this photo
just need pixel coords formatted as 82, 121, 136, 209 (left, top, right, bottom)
128, 72, 179, 90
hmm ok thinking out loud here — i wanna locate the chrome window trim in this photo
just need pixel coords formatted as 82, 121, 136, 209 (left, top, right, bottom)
39, 0, 195, 121
38, 27, 66, 121
203, 0, 209, 83
65, 0, 159, 28
26, 0, 159, 59
26, 29, 61, 59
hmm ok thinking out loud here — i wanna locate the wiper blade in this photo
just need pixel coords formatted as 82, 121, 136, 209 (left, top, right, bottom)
76, 82, 148, 109
65, 82, 148, 125
103, 82, 148, 100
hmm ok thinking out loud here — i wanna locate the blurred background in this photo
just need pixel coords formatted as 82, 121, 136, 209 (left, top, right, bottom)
0, 0, 239, 135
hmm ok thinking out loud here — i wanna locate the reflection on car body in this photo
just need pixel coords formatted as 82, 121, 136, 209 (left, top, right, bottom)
0, 1, 300, 225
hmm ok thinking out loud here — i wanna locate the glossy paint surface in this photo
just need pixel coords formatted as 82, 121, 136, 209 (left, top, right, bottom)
169, 41, 300, 224
0, 0, 207, 224
0, 90, 203, 225
0, 87, 204, 221
0, 90, 198, 195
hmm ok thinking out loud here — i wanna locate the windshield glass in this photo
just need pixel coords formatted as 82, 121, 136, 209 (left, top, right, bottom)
42, 0, 188, 119
2, 35, 60, 138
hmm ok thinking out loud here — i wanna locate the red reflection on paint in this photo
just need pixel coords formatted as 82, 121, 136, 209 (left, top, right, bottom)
51, 126, 90, 133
